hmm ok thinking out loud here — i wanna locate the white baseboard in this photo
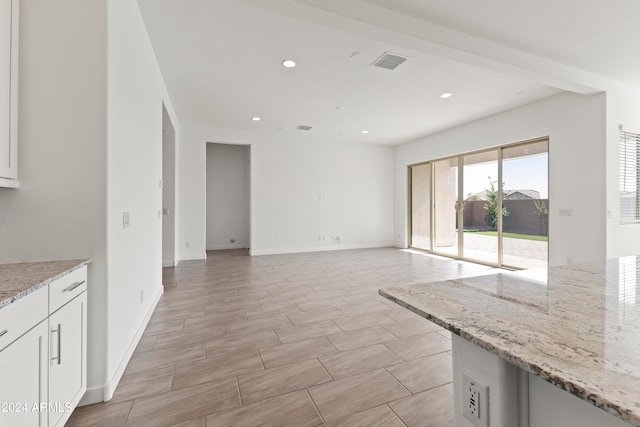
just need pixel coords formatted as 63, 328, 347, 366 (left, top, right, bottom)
78, 387, 104, 407
249, 242, 393, 256
104, 284, 163, 400
179, 253, 207, 261
206, 244, 249, 251
162, 260, 175, 267
78, 284, 164, 406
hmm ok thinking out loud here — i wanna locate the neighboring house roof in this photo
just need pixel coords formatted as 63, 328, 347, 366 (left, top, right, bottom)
465, 189, 541, 201
504, 190, 540, 200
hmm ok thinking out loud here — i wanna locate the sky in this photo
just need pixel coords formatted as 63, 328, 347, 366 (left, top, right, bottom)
461, 153, 548, 199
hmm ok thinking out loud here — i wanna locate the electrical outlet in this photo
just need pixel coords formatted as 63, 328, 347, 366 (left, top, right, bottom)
462, 372, 489, 427
468, 384, 479, 418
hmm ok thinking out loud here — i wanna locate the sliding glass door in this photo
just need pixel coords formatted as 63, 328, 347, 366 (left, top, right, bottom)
433, 157, 459, 257
462, 150, 499, 264
502, 140, 549, 268
410, 163, 431, 251
409, 139, 548, 269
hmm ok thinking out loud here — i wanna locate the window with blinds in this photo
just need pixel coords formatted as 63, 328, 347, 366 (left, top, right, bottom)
620, 128, 640, 223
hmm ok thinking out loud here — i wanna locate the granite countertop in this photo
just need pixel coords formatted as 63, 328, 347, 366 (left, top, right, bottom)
0, 259, 90, 309
380, 256, 640, 427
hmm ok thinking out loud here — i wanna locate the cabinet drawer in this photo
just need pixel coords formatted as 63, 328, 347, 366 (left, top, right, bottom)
0, 286, 48, 352
49, 266, 87, 314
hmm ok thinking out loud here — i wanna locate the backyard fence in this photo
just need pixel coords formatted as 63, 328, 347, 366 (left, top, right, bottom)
462, 199, 549, 236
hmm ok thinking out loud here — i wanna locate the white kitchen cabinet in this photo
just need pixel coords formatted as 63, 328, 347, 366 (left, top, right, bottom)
0, 0, 19, 188
0, 320, 48, 427
0, 284, 48, 427
0, 262, 87, 427
48, 267, 87, 427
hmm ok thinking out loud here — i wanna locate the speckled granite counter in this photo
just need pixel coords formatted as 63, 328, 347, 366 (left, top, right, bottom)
380, 257, 640, 427
0, 259, 90, 309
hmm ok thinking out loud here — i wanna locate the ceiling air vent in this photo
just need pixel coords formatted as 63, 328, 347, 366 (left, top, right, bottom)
372, 52, 407, 70
296, 125, 313, 131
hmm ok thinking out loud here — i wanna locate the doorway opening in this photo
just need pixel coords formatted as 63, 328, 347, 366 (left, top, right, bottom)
409, 138, 549, 269
162, 104, 176, 269
206, 143, 251, 253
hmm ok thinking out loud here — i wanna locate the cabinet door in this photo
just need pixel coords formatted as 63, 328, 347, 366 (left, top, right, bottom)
48, 291, 87, 427
0, 320, 48, 427
0, 0, 18, 186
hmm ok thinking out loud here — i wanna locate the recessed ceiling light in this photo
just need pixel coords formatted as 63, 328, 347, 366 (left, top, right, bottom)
440, 92, 453, 99
362, 130, 369, 134
282, 59, 296, 68
252, 117, 261, 121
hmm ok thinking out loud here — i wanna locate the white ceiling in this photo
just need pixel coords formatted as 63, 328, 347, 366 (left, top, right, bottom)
362, 0, 640, 87
137, 0, 640, 145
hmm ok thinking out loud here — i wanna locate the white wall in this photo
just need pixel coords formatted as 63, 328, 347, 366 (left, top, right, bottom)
0, 0, 109, 396
104, 0, 180, 401
206, 143, 250, 250
394, 92, 607, 266
250, 138, 394, 255
162, 105, 176, 266
177, 124, 208, 261
0, 0, 180, 405
605, 85, 640, 258
179, 124, 395, 259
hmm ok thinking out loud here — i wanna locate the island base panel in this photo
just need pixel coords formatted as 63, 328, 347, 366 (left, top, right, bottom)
452, 335, 634, 427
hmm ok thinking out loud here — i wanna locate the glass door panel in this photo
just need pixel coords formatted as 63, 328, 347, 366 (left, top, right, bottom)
502, 140, 549, 269
462, 150, 499, 264
434, 157, 459, 256
410, 163, 431, 250
408, 139, 550, 270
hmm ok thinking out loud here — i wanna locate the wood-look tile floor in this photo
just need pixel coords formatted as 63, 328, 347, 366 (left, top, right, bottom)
68, 248, 500, 427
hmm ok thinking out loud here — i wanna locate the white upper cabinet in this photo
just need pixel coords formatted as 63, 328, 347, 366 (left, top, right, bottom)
0, 0, 18, 188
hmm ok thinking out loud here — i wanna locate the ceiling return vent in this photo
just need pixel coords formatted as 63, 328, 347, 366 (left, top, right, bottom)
296, 125, 313, 131
372, 52, 407, 70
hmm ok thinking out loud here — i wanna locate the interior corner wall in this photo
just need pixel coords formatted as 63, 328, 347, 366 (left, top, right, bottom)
206, 143, 250, 250
105, 0, 179, 400
0, 0, 108, 398
179, 124, 395, 259
605, 85, 640, 258
394, 92, 607, 266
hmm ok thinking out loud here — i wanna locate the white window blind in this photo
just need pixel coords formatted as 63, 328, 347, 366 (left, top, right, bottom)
620, 128, 640, 223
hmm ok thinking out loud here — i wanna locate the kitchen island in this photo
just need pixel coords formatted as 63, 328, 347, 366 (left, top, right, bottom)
380, 257, 640, 427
